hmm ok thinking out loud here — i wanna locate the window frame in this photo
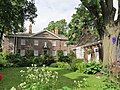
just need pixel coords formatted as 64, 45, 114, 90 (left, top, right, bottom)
34, 40, 38, 46
21, 39, 25, 45
34, 50, 38, 56
20, 50, 25, 56
52, 41, 56, 46
52, 50, 56, 56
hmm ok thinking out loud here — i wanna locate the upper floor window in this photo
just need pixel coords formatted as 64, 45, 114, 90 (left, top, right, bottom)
64, 42, 67, 46
20, 50, 25, 56
21, 39, 25, 45
34, 40, 38, 46
34, 50, 38, 56
52, 41, 56, 46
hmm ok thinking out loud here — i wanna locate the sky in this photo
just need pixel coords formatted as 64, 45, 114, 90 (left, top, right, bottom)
25, 0, 118, 33
25, 0, 80, 33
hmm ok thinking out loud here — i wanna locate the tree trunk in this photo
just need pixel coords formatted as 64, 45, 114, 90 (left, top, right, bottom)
103, 25, 120, 67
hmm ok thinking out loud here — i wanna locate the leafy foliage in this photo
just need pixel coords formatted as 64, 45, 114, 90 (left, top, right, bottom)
0, 0, 37, 51
17, 65, 58, 90
83, 61, 102, 74
5, 53, 33, 67
102, 77, 120, 90
68, 4, 98, 44
44, 19, 68, 36
0, 52, 7, 68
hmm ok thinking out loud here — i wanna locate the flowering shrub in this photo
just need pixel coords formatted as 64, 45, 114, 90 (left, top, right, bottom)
74, 78, 88, 89
18, 64, 58, 90
0, 73, 2, 81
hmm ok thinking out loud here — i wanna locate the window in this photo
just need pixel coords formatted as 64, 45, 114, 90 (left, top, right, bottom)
52, 41, 56, 46
20, 50, 25, 56
34, 40, 38, 46
21, 39, 25, 45
52, 50, 56, 56
34, 50, 38, 56
63, 51, 67, 56
64, 42, 67, 46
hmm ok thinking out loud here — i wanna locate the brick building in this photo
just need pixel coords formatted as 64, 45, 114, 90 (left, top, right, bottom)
2, 25, 69, 56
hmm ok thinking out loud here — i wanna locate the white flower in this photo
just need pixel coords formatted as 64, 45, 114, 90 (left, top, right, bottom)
83, 78, 86, 81
20, 70, 25, 73
31, 64, 34, 66
10, 87, 16, 90
34, 64, 37, 67
74, 80, 76, 83
26, 67, 29, 69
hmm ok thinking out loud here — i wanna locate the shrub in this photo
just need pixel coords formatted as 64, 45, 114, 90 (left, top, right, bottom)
74, 78, 89, 89
57, 62, 64, 68
32, 55, 44, 66
70, 59, 84, 72
102, 76, 120, 90
63, 62, 71, 70
76, 62, 86, 73
50, 63, 58, 67
44, 54, 55, 66
5, 53, 33, 67
83, 61, 102, 74
0, 52, 7, 68
57, 50, 64, 58
18, 65, 58, 90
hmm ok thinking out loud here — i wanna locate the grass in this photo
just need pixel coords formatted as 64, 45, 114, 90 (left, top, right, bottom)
0, 67, 104, 90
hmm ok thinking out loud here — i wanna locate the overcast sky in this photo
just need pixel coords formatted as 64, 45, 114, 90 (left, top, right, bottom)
25, 0, 118, 33
25, 0, 80, 33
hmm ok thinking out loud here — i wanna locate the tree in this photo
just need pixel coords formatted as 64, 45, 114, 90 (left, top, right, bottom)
44, 19, 68, 36
68, 4, 98, 44
0, 0, 37, 51
80, 0, 120, 67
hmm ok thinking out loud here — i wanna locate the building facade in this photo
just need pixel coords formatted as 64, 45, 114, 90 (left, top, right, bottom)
2, 26, 69, 56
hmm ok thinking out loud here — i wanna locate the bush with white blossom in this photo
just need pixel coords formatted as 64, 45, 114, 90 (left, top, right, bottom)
74, 78, 88, 89
18, 64, 58, 90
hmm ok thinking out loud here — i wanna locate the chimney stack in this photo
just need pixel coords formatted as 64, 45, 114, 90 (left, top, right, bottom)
55, 27, 58, 36
29, 24, 32, 34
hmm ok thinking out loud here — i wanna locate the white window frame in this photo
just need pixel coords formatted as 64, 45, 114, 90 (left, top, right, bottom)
52, 50, 56, 56
34, 40, 38, 46
21, 39, 25, 45
34, 50, 38, 56
20, 50, 25, 56
52, 41, 56, 46
63, 51, 67, 56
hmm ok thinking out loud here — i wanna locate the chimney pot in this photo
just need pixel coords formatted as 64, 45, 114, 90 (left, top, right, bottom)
55, 27, 58, 36
29, 24, 32, 34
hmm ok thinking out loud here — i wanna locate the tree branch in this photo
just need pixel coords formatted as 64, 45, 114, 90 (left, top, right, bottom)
117, 0, 120, 23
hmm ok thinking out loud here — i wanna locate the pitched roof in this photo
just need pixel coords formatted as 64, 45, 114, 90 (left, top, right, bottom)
77, 33, 100, 47
30, 30, 61, 39
7, 30, 68, 40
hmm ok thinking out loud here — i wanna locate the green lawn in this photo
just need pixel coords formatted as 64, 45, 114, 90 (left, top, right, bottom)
0, 67, 104, 90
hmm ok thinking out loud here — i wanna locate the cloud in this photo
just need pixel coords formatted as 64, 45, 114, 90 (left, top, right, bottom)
25, 0, 80, 33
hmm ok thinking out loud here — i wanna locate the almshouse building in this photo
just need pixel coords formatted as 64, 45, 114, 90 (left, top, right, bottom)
2, 24, 70, 56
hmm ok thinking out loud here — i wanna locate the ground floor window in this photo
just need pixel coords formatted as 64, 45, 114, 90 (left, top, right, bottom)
34, 50, 38, 56
20, 50, 25, 56
52, 50, 56, 56
63, 51, 67, 56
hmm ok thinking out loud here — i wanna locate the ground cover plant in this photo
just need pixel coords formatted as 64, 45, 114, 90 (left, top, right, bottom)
0, 66, 104, 90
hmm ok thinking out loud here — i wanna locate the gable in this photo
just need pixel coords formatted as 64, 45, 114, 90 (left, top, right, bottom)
31, 31, 60, 39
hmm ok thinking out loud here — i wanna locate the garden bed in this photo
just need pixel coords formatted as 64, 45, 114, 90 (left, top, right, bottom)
0, 67, 104, 90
